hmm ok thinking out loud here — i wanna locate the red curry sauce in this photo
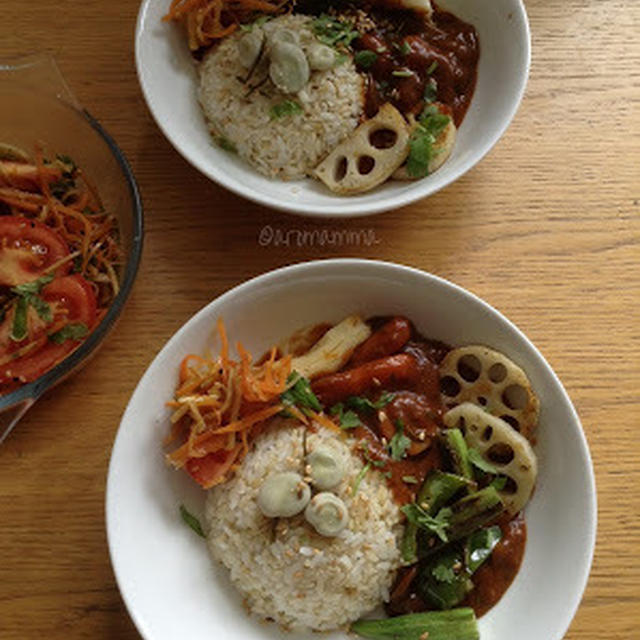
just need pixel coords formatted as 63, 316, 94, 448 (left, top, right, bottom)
354, 3, 480, 123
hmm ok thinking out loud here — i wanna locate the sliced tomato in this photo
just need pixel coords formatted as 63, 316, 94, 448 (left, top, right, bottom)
0, 216, 71, 286
185, 445, 242, 488
0, 274, 97, 387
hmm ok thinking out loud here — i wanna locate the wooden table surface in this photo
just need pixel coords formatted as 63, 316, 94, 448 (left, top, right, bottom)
1, 0, 638, 638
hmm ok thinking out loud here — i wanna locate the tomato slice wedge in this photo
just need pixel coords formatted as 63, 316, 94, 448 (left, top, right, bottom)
0, 216, 71, 286
185, 445, 242, 489
0, 274, 97, 387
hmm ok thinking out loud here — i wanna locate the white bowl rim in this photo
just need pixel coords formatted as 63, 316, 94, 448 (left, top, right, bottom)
134, 2, 532, 218
106, 258, 597, 638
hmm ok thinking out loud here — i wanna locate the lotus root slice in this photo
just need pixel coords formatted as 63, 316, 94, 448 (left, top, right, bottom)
313, 103, 410, 195
439, 345, 539, 440
444, 403, 538, 515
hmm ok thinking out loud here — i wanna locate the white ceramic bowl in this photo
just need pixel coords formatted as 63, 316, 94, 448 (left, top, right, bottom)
135, 1, 530, 217
106, 259, 596, 640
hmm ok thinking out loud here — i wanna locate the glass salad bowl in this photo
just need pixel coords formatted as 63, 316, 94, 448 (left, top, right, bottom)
0, 54, 143, 442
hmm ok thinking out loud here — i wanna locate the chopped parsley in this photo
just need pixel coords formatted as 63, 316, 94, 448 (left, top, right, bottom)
10, 274, 54, 342
401, 503, 451, 543
280, 372, 322, 414
468, 447, 500, 475
352, 461, 371, 496
239, 15, 271, 31
330, 403, 361, 429
270, 100, 303, 120
389, 420, 411, 460
179, 504, 206, 538
431, 563, 456, 583
426, 60, 439, 75
354, 50, 378, 69
49, 323, 89, 345
406, 104, 451, 178
399, 40, 412, 56
361, 441, 386, 468
312, 14, 360, 49
343, 391, 394, 413
214, 136, 236, 152
402, 475, 419, 484
423, 78, 438, 103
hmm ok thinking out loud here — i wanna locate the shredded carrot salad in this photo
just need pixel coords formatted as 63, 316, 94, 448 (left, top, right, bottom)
0, 144, 123, 392
0, 145, 121, 304
163, 0, 292, 51
165, 319, 295, 488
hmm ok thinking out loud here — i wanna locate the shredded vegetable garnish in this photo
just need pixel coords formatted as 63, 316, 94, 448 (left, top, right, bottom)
0, 145, 122, 306
0, 144, 122, 392
165, 318, 296, 488
163, 0, 293, 51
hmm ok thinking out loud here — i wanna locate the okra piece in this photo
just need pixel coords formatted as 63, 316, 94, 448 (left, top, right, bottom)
441, 428, 474, 482
446, 486, 504, 543
402, 471, 470, 563
351, 608, 479, 640
465, 525, 502, 574
417, 547, 474, 610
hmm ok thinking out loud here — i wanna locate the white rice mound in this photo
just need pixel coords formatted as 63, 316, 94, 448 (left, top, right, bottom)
198, 15, 365, 180
205, 419, 403, 631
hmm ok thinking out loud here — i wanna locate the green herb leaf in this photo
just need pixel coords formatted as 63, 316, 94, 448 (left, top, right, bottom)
239, 15, 270, 31
423, 78, 438, 103
179, 504, 206, 538
468, 447, 500, 475
401, 503, 451, 542
431, 563, 456, 583
352, 461, 371, 496
11, 274, 54, 297
334, 52, 348, 66
490, 475, 508, 491
214, 136, 236, 152
354, 50, 377, 69
389, 430, 411, 461
280, 372, 322, 412
340, 410, 361, 429
419, 104, 451, 136
10, 296, 28, 342
402, 475, 419, 484
30, 295, 52, 323
406, 106, 451, 178
400, 40, 412, 56
361, 441, 386, 468
389, 419, 410, 461
312, 14, 360, 49
10, 274, 55, 335
49, 322, 89, 345
426, 60, 439, 75
55, 154, 77, 179
329, 402, 362, 429
270, 100, 303, 120
344, 391, 394, 413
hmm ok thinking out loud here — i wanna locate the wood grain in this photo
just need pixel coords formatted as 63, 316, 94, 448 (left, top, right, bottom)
1, 0, 639, 637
